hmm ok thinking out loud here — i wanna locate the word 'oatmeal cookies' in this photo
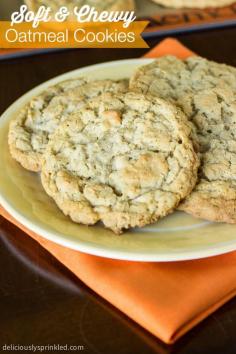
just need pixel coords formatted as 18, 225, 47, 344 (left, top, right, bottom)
41, 91, 199, 234
130, 55, 236, 223
151, 0, 235, 8
8, 78, 128, 172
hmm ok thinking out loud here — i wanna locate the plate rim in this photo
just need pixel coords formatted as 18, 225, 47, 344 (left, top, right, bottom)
1, 58, 236, 262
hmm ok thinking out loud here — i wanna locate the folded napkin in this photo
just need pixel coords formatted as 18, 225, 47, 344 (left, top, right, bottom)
1, 38, 236, 344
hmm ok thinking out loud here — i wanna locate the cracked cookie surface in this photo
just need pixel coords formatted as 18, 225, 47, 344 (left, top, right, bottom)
130, 55, 236, 223
8, 78, 128, 172
41, 91, 199, 233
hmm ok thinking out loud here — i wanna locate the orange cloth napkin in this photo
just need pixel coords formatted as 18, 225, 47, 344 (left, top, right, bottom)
1, 38, 236, 344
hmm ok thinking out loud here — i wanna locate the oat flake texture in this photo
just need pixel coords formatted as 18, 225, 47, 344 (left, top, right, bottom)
41, 91, 199, 233
8, 78, 128, 172
130, 56, 236, 223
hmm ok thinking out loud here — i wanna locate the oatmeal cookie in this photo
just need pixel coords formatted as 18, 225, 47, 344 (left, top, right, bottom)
8, 78, 128, 172
41, 91, 199, 233
130, 55, 236, 223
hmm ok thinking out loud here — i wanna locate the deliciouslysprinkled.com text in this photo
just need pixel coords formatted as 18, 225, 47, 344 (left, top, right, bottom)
2, 344, 85, 352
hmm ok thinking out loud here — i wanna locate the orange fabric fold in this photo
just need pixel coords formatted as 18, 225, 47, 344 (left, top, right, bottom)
143, 38, 195, 59
1, 38, 236, 344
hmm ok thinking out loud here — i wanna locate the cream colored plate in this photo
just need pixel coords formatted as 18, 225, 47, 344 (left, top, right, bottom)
1, 59, 236, 262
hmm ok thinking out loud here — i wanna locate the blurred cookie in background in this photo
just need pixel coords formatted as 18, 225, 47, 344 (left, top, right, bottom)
24, 0, 135, 18
149, 0, 236, 8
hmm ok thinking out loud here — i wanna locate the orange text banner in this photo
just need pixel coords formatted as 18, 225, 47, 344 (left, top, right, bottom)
0, 21, 149, 48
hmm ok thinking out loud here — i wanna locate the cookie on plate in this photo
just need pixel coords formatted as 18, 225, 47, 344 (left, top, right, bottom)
151, 0, 235, 8
8, 78, 128, 172
24, 0, 135, 18
130, 55, 236, 223
41, 91, 199, 234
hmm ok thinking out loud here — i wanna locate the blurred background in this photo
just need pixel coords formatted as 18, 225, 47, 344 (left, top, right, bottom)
0, 1, 236, 59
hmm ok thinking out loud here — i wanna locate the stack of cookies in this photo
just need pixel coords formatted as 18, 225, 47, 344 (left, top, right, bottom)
8, 55, 236, 234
